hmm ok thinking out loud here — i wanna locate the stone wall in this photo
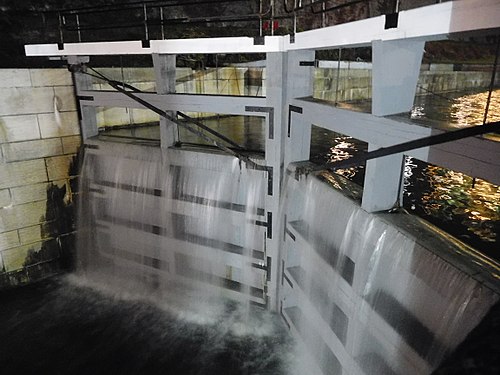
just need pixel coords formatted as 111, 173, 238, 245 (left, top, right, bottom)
0, 68, 80, 288
314, 63, 500, 103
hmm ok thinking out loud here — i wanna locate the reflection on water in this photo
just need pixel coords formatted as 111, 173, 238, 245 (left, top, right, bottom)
311, 90, 499, 260
309, 125, 367, 187
411, 89, 500, 129
178, 115, 265, 152
403, 157, 499, 259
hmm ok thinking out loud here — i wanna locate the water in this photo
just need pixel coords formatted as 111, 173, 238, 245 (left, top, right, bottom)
61, 88, 499, 374
309, 89, 500, 260
72, 139, 295, 374
0, 276, 292, 375
411, 89, 500, 129
280, 175, 499, 375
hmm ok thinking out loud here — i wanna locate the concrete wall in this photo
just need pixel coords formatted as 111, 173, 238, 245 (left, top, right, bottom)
0, 68, 80, 288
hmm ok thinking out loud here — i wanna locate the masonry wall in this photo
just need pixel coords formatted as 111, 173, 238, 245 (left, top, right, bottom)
0, 68, 81, 288
314, 63, 500, 103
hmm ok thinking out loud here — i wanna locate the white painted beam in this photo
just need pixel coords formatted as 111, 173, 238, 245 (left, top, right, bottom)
287, 0, 500, 51
25, 36, 285, 57
291, 98, 432, 148
77, 90, 267, 115
25, 1, 500, 57
291, 97, 500, 189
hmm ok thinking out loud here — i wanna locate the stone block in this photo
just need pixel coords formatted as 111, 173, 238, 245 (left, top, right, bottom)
0, 115, 40, 143
0, 69, 31, 88
62, 136, 82, 155
11, 180, 65, 205
0, 189, 11, 207
96, 67, 155, 84
18, 225, 45, 245
1, 245, 32, 272
46, 155, 76, 181
0, 87, 54, 116
0, 240, 58, 272
0, 159, 47, 189
2, 138, 63, 162
0, 200, 47, 232
38, 111, 80, 138
0, 230, 19, 251
54, 86, 77, 112
429, 63, 454, 71
132, 82, 157, 93
30, 69, 73, 87
125, 67, 156, 83
10, 182, 49, 205
176, 68, 193, 81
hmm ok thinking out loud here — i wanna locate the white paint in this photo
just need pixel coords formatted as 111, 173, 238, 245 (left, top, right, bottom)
25, 0, 500, 57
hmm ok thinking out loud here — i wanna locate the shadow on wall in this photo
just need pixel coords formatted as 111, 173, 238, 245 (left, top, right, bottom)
0, 151, 82, 289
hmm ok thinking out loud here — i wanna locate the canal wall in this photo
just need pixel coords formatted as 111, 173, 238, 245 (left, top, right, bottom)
0, 68, 80, 288
313, 62, 500, 103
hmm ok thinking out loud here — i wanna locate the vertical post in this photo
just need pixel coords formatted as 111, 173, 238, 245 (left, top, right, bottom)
264, 51, 287, 310
153, 53, 177, 148
371, 39, 425, 116
69, 56, 98, 141
160, 7, 165, 40
76, 14, 82, 42
284, 49, 314, 168
58, 12, 64, 46
364, 39, 425, 211
264, 49, 313, 310
361, 144, 404, 212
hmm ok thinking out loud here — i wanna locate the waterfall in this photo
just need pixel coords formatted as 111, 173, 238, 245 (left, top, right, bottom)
76, 139, 269, 317
75, 139, 498, 375
280, 173, 499, 375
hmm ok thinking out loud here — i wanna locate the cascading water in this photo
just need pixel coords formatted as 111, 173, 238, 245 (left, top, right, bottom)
74, 139, 293, 374
77, 140, 268, 308
279, 171, 499, 375
74, 138, 499, 375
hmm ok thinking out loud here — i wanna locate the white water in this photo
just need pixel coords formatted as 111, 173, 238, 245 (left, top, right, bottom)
280, 174, 499, 375
76, 141, 268, 316
76, 140, 498, 375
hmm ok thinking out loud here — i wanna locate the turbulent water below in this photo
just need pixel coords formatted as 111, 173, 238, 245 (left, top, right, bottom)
0, 276, 293, 375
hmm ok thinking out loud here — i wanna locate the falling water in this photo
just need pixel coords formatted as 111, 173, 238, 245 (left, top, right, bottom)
74, 139, 293, 374
74, 137, 499, 375
77, 140, 268, 307
280, 172, 499, 375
